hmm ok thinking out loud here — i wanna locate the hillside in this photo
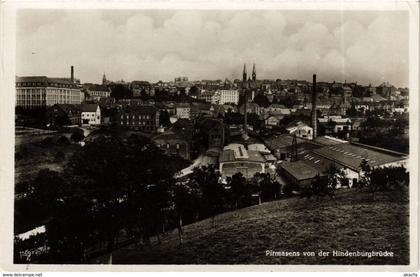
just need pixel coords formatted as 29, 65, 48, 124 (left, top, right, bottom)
93, 189, 409, 265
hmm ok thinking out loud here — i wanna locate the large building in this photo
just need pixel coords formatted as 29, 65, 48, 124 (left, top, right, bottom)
16, 67, 82, 109
117, 105, 160, 133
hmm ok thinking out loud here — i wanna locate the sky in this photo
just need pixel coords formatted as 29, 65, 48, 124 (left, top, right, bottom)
16, 9, 409, 87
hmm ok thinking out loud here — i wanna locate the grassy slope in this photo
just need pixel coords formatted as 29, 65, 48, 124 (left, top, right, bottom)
100, 189, 409, 265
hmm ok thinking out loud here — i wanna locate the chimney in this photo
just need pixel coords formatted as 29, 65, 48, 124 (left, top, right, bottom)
311, 74, 317, 139
71, 66, 74, 83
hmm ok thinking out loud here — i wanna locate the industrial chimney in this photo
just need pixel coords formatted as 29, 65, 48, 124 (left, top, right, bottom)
71, 66, 74, 83
311, 74, 317, 139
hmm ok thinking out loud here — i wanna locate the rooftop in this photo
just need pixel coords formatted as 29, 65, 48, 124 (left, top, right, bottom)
280, 161, 319, 181
220, 144, 266, 163
80, 104, 99, 113
263, 134, 307, 150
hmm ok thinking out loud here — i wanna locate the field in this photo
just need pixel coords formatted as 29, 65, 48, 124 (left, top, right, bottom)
93, 189, 409, 265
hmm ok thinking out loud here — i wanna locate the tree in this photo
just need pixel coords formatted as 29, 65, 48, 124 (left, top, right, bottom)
324, 164, 345, 191
31, 169, 65, 212
66, 135, 129, 254
173, 181, 201, 244
46, 195, 95, 263
159, 110, 171, 127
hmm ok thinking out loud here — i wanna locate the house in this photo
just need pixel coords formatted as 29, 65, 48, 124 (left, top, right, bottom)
80, 104, 101, 126
197, 118, 226, 149
117, 105, 160, 133
85, 85, 111, 101
318, 115, 352, 135
152, 130, 191, 160
286, 121, 313, 140
46, 104, 81, 126
264, 114, 284, 127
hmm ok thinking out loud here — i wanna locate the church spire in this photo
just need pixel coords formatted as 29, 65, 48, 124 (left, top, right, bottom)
252, 63, 256, 81
242, 64, 247, 82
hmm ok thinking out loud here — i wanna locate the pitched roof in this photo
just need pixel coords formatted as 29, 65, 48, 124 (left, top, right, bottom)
280, 161, 319, 181
120, 105, 158, 114
152, 130, 188, 142
49, 104, 80, 114
87, 84, 110, 92
263, 134, 306, 150
16, 76, 78, 87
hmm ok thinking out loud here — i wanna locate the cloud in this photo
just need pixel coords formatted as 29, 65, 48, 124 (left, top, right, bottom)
16, 10, 408, 87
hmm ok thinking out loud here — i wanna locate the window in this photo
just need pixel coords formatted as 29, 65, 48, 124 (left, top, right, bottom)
176, 143, 180, 149
166, 143, 170, 149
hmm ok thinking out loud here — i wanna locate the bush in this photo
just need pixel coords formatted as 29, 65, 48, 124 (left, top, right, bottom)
70, 131, 85, 143
54, 151, 65, 162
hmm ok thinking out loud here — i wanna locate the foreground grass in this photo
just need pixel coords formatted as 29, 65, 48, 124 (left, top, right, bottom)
93, 189, 409, 265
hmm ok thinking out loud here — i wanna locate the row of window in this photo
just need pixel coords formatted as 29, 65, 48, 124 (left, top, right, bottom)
120, 114, 151, 120
82, 113, 99, 118
120, 121, 154, 126
17, 82, 77, 88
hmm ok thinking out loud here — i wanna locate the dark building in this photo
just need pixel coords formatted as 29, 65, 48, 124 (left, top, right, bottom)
117, 105, 160, 133
197, 118, 226, 149
152, 130, 191, 160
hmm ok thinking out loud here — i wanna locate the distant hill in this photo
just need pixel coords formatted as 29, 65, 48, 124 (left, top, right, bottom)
93, 189, 409, 265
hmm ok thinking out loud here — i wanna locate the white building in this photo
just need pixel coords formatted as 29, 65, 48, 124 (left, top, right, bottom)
219, 89, 239, 105
286, 121, 313, 140
16, 76, 82, 108
81, 104, 101, 126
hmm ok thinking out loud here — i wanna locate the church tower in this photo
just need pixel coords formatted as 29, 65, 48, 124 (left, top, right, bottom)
252, 63, 256, 81
102, 73, 107, 85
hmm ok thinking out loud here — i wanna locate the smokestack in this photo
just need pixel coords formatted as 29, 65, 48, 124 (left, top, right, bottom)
71, 66, 74, 83
311, 74, 317, 139
244, 81, 248, 134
